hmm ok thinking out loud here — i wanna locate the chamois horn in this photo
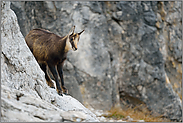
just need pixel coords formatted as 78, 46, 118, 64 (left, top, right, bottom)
69, 26, 75, 35
78, 30, 85, 35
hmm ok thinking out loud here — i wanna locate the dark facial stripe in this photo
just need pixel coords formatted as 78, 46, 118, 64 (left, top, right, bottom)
70, 39, 76, 49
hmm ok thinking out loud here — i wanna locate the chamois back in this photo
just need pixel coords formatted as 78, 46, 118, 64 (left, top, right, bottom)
25, 28, 67, 65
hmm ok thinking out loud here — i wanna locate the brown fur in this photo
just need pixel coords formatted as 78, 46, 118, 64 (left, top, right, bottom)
25, 27, 84, 96
26, 29, 66, 64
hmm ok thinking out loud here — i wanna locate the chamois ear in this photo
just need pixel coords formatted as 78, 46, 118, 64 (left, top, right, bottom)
68, 26, 75, 35
78, 30, 85, 35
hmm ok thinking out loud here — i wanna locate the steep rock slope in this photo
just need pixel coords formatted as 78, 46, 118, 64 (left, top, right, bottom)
1, 1, 99, 122
10, 1, 182, 121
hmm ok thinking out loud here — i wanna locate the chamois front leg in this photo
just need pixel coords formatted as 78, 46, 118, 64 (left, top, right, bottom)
57, 63, 68, 95
48, 64, 63, 96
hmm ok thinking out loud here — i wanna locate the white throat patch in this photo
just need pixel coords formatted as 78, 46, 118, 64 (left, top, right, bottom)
65, 36, 72, 52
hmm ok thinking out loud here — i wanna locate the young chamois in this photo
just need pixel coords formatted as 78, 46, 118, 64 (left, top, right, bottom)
25, 26, 84, 96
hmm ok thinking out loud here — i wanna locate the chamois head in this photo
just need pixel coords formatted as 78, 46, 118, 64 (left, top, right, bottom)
66, 26, 85, 51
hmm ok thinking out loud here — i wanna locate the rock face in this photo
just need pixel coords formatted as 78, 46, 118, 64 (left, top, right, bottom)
9, 1, 182, 121
1, 1, 99, 122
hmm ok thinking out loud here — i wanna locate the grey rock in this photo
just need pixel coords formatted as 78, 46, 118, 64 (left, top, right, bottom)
157, 1, 182, 103
112, 1, 138, 22
1, 1, 99, 122
64, 75, 83, 103
87, 1, 102, 14
10, 1, 182, 121
143, 11, 157, 26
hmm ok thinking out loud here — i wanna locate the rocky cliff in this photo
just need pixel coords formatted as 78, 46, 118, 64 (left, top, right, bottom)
5, 1, 182, 121
1, 1, 99, 122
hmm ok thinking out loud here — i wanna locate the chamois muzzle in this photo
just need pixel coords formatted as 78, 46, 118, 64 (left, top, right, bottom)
73, 47, 77, 51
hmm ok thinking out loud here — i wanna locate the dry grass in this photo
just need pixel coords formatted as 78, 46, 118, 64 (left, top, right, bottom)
103, 106, 172, 122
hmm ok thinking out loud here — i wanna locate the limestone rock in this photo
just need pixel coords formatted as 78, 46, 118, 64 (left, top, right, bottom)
10, 1, 182, 121
1, 1, 99, 122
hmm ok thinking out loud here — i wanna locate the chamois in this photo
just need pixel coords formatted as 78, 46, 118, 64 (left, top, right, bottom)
25, 26, 84, 96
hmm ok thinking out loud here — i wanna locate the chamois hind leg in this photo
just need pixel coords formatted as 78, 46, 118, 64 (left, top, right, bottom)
48, 64, 63, 96
57, 63, 68, 95
39, 63, 55, 88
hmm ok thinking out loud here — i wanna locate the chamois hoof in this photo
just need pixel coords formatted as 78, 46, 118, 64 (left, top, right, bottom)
62, 86, 68, 95
58, 93, 63, 96
57, 89, 63, 96
63, 88, 68, 94
47, 80, 55, 89
50, 86, 55, 89
49, 83, 55, 89
63, 90, 68, 95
